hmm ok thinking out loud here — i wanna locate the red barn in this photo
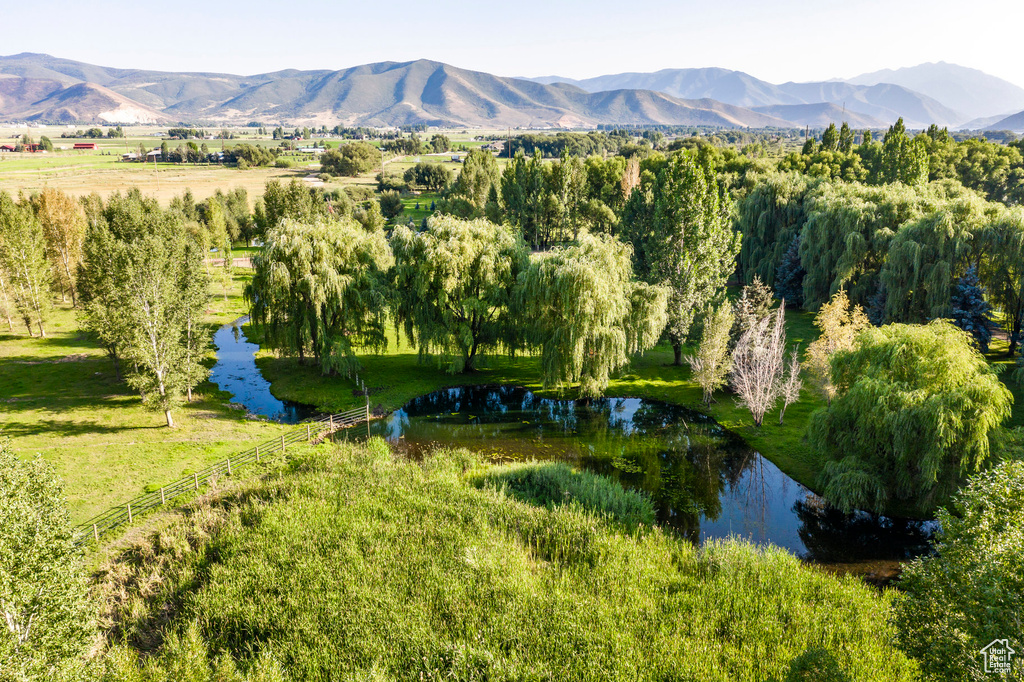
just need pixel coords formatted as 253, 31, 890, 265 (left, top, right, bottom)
73, 142, 98, 150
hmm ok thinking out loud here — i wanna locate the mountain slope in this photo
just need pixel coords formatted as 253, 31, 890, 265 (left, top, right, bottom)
849, 62, 1024, 121
0, 54, 793, 128
984, 109, 1024, 132
12, 82, 169, 124
528, 67, 965, 127
751, 103, 885, 128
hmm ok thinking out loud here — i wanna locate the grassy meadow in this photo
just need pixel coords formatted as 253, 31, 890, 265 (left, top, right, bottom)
93, 440, 918, 681
0, 267, 292, 523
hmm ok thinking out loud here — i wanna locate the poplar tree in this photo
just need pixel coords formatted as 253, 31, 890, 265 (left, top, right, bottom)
0, 192, 51, 337
0, 439, 92, 680
34, 188, 86, 307
517, 233, 668, 397
804, 290, 870, 405
391, 216, 529, 373
624, 150, 740, 365
980, 208, 1024, 355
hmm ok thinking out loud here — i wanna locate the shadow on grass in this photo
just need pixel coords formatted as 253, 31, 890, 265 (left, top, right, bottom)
1, 416, 164, 439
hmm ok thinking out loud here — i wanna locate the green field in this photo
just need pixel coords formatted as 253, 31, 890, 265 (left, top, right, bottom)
0, 268, 290, 523
93, 440, 917, 681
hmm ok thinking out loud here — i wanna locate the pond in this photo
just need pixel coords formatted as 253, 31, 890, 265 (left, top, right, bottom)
369, 385, 935, 566
209, 317, 318, 423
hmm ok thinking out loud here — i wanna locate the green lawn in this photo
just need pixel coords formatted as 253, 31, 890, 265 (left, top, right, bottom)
0, 268, 288, 523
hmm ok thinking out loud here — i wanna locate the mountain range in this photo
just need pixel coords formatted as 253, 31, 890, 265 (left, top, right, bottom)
1, 53, 1023, 131
529, 63, 1024, 130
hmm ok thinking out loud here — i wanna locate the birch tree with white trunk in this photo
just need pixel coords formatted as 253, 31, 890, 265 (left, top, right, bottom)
730, 304, 787, 427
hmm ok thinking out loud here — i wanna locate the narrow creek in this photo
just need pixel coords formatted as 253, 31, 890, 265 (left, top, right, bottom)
210, 322, 935, 576
209, 317, 318, 423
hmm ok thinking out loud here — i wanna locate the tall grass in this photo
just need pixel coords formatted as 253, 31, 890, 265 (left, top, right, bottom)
94, 439, 917, 681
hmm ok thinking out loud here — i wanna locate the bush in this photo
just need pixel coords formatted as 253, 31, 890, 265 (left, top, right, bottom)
473, 461, 655, 528
378, 190, 404, 220
274, 158, 292, 168
0, 438, 92, 680
320, 142, 378, 177
894, 460, 1024, 681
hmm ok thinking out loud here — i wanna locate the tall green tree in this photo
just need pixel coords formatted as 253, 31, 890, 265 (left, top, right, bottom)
879, 118, 928, 185
390, 216, 529, 373
517, 233, 668, 397
448, 149, 501, 213
500, 151, 548, 248
624, 151, 740, 364
246, 218, 393, 376
34, 188, 86, 307
810, 321, 1013, 514
0, 438, 93, 681
0, 192, 51, 337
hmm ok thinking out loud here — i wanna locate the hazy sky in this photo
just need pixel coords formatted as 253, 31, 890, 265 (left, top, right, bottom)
6, 0, 1024, 87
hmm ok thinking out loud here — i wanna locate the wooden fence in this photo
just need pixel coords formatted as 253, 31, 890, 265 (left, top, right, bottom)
73, 403, 371, 546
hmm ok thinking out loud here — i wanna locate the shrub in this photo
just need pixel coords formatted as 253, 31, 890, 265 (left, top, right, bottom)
0, 438, 92, 680
894, 460, 1024, 681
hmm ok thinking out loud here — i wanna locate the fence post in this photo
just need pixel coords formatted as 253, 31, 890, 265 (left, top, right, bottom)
256, 445, 260, 462
227, 458, 232, 476
160, 487, 165, 505
194, 472, 199, 490
366, 397, 371, 439
127, 504, 133, 523
307, 424, 311, 441
281, 434, 285, 453
93, 524, 98, 543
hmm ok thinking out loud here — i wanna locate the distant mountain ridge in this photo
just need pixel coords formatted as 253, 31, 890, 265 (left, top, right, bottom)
528, 63, 1024, 129
848, 62, 1024, 122
0, 53, 793, 129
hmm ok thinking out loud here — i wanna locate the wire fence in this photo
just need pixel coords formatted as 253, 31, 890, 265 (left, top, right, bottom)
73, 402, 371, 546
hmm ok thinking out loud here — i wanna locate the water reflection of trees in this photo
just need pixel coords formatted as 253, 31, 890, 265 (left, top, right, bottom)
794, 496, 935, 563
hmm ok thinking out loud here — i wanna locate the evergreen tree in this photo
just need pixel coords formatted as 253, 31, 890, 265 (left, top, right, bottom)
774, 234, 805, 307
821, 123, 839, 152
950, 265, 995, 352
838, 122, 854, 153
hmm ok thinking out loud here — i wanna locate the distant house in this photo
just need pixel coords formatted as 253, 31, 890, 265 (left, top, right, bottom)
146, 149, 162, 160
482, 141, 505, 153
73, 142, 98, 150
122, 152, 140, 161
297, 146, 323, 154
0, 144, 14, 152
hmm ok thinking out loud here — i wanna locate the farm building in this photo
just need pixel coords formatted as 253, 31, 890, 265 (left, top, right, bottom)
0, 144, 14, 152
73, 142, 98, 150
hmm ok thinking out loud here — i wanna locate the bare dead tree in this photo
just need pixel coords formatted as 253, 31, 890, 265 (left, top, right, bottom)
730, 304, 786, 427
778, 345, 803, 425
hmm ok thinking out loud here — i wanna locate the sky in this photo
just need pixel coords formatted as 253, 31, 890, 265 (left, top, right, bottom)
6, 0, 1024, 88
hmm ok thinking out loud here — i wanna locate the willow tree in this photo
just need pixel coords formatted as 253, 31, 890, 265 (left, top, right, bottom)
390, 216, 528, 373
517, 233, 668, 397
624, 151, 740, 364
0, 192, 51, 337
879, 195, 992, 324
34, 188, 86, 307
736, 172, 815, 289
798, 180, 967, 311
810, 321, 1013, 514
246, 217, 393, 376
980, 208, 1024, 355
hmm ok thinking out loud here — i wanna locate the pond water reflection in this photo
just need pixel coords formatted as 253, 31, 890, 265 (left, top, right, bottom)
209, 317, 318, 424
371, 385, 935, 563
